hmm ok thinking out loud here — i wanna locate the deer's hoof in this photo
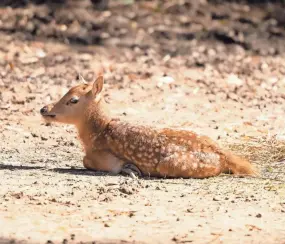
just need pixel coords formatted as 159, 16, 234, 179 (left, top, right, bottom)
121, 163, 142, 179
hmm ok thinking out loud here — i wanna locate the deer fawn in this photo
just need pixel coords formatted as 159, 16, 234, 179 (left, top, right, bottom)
40, 75, 258, 178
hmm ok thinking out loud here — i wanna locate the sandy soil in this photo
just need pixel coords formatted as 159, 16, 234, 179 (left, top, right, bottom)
0, 0, 285, 243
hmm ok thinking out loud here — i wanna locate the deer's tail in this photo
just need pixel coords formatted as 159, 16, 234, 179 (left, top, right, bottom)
222, 150, 259, 176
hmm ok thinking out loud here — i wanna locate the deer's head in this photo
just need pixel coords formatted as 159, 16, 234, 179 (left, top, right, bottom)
40, 75, 104, 126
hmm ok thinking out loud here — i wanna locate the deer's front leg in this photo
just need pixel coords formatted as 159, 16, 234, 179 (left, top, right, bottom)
83, 151, 124, 174
83, 151, 142, 178
83, 156, 94, 170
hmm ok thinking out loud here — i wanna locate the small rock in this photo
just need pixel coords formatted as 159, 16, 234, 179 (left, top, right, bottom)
227, 74, 244, 86
172, 237, 178, 242
36, 49, 46, 58
41, 136, 48, 141
79, 53, 92, 61
69, 141, 75, 146
62, 239, 68, 244
104, 223, 110, 227
156, 76, 175, 87
19, 56, 39, 64
119, 186, 133, 195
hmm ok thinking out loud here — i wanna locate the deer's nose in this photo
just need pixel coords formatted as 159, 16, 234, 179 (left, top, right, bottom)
40, 106, 48, 114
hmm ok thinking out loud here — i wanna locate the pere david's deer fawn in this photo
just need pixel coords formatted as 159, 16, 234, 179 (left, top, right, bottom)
40, 75, 258, 178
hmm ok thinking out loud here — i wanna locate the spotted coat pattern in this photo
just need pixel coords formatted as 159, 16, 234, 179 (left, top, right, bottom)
102, 120, 225, 178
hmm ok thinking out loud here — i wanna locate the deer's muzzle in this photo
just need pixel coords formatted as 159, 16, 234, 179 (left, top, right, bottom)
40, 104, 56, 118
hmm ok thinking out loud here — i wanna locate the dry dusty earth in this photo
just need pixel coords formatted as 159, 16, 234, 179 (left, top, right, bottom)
0, 0, 285, 243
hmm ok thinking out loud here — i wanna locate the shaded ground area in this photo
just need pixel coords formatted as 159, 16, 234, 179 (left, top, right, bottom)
0, 0, 285, 243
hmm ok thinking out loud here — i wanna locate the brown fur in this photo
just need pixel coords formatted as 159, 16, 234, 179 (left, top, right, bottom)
40, 76, 258, 178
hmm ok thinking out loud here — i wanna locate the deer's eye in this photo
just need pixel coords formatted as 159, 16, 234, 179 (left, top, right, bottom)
70, 97, 79, 104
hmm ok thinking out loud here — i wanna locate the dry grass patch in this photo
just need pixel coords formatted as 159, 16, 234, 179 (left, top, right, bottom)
223, 134, 285, 165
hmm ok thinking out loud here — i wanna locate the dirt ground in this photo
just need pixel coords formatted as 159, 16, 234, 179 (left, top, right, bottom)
0, 0, 285, 243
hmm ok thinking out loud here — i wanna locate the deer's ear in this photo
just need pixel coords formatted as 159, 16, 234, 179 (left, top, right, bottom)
92, 76, 104, 97
78, 74, 87, 84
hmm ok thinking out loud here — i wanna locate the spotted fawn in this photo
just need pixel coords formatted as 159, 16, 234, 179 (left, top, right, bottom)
40, 75, 258, 178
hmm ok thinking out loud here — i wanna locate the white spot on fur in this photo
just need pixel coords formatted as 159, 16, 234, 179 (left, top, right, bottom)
147, 153, 153, 159
130, 144, 135, 149
140, 146, 145, 151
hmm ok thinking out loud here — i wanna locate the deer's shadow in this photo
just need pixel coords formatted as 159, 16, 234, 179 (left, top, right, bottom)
0, 163, 114, 177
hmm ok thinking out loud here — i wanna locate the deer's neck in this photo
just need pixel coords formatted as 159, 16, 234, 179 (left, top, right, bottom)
76, 99, 112, 152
